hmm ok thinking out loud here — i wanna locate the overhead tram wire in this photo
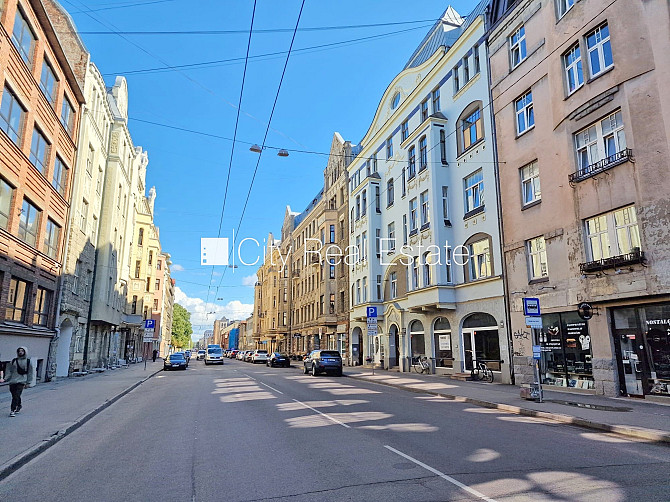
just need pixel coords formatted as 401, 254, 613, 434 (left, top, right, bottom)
202, 0, 258, 315
213, 0, 307, 298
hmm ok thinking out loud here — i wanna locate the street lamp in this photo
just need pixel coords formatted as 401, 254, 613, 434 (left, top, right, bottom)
249, 144, 289, 157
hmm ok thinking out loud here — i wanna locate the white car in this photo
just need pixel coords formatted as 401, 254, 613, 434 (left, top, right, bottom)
251, 350, 269, 364
205, 347, 224, 365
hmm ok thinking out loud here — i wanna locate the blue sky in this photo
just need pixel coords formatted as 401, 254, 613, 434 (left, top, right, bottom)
65, 0, 476, 336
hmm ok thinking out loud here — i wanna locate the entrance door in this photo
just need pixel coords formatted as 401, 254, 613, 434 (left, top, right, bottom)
462, 328, 501, 372
615, 330, 648, 396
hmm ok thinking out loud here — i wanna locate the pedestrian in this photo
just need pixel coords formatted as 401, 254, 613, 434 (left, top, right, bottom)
1, 347, 34, 417
152, 349, 158, 362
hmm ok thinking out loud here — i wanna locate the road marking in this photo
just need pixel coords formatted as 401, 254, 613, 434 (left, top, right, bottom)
259, 381, 284, 394
292, 399, 351, 428
384, 445, 497, 502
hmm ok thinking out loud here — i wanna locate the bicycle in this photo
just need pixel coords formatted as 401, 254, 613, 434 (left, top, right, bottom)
471, 361, 494, 383
412, 356, 430, 374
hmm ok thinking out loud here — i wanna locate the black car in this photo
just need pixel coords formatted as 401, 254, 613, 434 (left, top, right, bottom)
164, 353, 187, 371
267, 352, 290, 368
303, 350, 343, 376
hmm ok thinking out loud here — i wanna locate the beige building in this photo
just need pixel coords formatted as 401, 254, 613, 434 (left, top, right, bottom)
153, 251, 174, 356
488, 0, 670, 398
254, 233, 288, 352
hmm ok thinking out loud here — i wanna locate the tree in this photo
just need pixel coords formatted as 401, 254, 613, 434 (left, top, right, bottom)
172, 304, 193, 349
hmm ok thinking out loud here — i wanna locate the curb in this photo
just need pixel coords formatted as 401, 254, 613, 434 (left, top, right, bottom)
0, 368, 163, 481
345, 372, 670, 445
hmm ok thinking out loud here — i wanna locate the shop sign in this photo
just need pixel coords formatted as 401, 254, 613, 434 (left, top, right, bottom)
438, 335, 451, 350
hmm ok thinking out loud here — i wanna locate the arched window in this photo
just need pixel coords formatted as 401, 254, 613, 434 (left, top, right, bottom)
410, 320, 425, 358
457, 101, 484, 156
391, 92, 401, 109
433, 317, 452, 367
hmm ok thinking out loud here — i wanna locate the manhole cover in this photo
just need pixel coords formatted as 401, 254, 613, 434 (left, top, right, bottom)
393, 462, 417, 470
545, 399, 632, 412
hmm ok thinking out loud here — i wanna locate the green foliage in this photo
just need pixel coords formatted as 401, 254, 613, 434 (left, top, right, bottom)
172, 304, 193, 349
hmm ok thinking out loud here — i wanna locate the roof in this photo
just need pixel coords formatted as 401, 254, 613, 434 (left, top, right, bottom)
404, 1, 489, 70
293, 189, 324, 227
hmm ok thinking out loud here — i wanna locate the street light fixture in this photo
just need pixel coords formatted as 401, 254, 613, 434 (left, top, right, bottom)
249, 144, 289, 157
277, 149, 289, 157
249, 144, 262, 153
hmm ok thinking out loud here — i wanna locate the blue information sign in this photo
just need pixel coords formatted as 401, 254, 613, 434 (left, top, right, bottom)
532, 345, 542, 360
144, 319, 155, 329
523, 298, 541, 317
367, 306, 377, 318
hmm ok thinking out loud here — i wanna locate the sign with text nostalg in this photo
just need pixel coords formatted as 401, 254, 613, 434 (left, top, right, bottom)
366, 306, 377, 337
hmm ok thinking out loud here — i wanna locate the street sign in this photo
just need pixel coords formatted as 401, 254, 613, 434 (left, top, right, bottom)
144, 319, 156, 329
525, 316, 543, 329
532, 345, 542, 360
523, 298, 541, 317
366, 306, 377, 318
143, 328, 155, 342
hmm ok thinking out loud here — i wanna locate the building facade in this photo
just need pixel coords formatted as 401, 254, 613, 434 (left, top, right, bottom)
254, 233, 287, 352
348, 3, 510, 380
489, 0, 670, 398
0, 0, 84, 380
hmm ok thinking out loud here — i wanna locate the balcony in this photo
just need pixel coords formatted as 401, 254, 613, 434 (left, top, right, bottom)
569, 149, 633, 184
579, 249, 645, 274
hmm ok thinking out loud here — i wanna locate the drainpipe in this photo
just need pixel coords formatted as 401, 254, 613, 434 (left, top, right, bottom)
484, 15, 515, 385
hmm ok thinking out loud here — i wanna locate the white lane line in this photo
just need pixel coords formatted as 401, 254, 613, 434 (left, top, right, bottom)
292, 399, 351, 428
259, 381, 284, 394
384, 445, 497, 502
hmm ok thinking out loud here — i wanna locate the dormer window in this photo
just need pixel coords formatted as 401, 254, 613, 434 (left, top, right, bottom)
391, 92, 400, 109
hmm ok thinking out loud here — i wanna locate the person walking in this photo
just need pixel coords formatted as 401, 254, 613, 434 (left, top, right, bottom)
2, 347, 34, 417
152, 349, 158, 363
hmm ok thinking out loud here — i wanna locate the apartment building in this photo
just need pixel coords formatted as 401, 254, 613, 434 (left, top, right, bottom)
488, 0, 670, 397
155, 252, 174, 356
348, 2, 509, 379
254, 233, 288, 352
0, 0, 85, 380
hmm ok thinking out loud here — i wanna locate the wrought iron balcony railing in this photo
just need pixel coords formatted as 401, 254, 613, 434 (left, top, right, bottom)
579, 249, 645, 274
569, 148, 633, 184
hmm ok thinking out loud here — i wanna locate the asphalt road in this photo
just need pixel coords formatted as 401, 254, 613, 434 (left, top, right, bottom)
1, 358, 668, 501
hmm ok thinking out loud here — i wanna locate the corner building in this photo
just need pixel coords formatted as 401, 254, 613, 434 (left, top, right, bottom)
488, 0, 670, 398
348, 3, 509, 380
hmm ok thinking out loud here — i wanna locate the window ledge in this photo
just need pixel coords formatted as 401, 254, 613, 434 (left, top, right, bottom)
457, 138, 485, 160
409, 229, 418, 237
515, 124, 535, 140
420, 223, 430, 232
586, 65, 614, 85
528, 277, 549, 285
463, 206, 485, 220
386, 203, 394, 209
521, 199, 541, 211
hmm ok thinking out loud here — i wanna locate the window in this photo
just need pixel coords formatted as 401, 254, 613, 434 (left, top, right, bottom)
52, 156, 68, 196
387, 222, 396, 251
131, 295, 138, 314
586, 23, 613, 78
355, 195, 361, 220
12, 9, 35, 67
361, 190, 367, 216
574, 110, 626, 173
386, 137, 393, 159
420, 190, 429, 227
0, 86, 25, 145
586, 206, 640, 260
557, 0, 575, 18
362, 276, 367, 302
564, 44, 583, 94
374, 185, 380, 213
375, 228, 381, 256
362, 231, 368, 261
527, 236, 548, 279
146, 278, 151, 292
29, 128, 49, 174
412, 257, 419, 289
372, 153, 377, 172
464, 170, 484, 214
401, 120, 408, 141
469, 239, 492, 280
453, 65, 460, 93
445, 248, 453, 283
515, 91, 534, 135
157, 260, 162, 271
350, 208, 355, 232
330, 224, 335, 243
409, 198, 418, 233
420, 99, 428, 121
44, 219, 60, 259
376, 275, 382, 301
401, 168, 406, 197
391, 92, 400, 109
390, 272, 397, 299
329, 259, 335, 279
86, 146, 94, 176
510, 25, 527, 68
40, 60, 58, 104
138, 228, 144, 246
520, 161, 541, 206
402, 214, 408, 245
356, 279, 361, 304
148, 251, 153, 265
153, 299, 159, 311
80, 199, 88, 230
462, 108, 483, 151
440, 130, 446, 164
135, 260, 141, 279
419, 136, 427, 171
408, 146, 416, 178
473, 43, 480, 73
423, 252, 431, 286
18, 199, 40, 247
441, 187, 449, 222
7, 278, 29, 322
387, 178, 394, 207
34, 287, 51, 325
463, 55, 470, 82
432, 88, 440, 113
61, 98, 75, 135
96, 167, 103, 194
72, 260, 80, 293
0, 178, 12, 229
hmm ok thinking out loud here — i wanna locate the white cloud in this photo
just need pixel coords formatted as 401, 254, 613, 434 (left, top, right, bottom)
174, 286, 253, 334
242, 274, 258, 287
171, 263, 185, 272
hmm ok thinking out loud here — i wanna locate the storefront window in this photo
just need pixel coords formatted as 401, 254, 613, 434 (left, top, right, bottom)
462, 313, 500, 371
410, 320, 425, 358
538, 312, 593, 389
434, 317, 452, 368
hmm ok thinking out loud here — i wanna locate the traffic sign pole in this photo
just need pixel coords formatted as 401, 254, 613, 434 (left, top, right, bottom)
366, 307, 377, 376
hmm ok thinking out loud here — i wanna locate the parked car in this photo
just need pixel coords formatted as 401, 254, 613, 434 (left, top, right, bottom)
196, 350, 206, 360
244, 351, 254, 362
236, 351, 245, 360
251, 350, 269, 364
267, 352, 290, 368
164, 352, 187, 371
229, 349, 239, 359
303, 350, 343, 376
173, 352, 189, 367
205, 347, 224, 365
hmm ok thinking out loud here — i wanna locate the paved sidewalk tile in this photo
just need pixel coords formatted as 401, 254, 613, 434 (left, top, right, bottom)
345, 368, 670, 438
0, 362, 162, 468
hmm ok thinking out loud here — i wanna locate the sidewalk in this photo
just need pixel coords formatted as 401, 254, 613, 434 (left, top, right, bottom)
0, 361, 162, 479
344, 367, 670, 444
